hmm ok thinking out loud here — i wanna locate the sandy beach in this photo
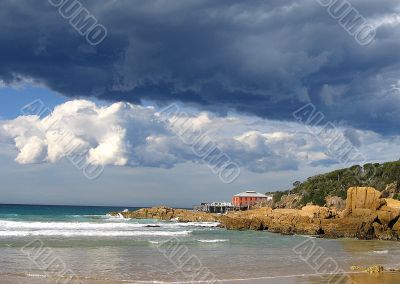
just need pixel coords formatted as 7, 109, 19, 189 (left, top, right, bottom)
2, 272, 400, 284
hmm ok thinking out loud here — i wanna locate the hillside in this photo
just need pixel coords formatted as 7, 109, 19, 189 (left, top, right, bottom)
270, 161, 400, 208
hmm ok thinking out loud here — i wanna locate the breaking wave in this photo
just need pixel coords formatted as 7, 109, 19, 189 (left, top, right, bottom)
0, 230, 192, 237
373, 250, 389, 254
197, 239, 228, 243
0, 220, 207, 238
0, 220, 218, 230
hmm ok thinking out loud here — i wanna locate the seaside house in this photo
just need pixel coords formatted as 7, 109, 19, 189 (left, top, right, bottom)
232, 191, 270, 209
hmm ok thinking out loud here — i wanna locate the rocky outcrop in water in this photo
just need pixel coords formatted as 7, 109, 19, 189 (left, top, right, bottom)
109, 187, 400, 240
110, 206, 218, 222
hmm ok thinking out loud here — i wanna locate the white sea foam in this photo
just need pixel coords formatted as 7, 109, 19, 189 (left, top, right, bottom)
0, 220, 219, 230
68, 214, 106, 218
0, 230, 192, 237
197, 239, 228, 243
0, 220, 218, 238
301, 235, 317, 239
373, 250, 389, 254
163, 222, 220, 228
0, 220, 148, 229
105, 213, 131, 220
26, 274, 47, 278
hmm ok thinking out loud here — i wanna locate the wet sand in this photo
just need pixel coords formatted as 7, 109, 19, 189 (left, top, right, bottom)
2, 272, 400, 284
214, 272, 400, 284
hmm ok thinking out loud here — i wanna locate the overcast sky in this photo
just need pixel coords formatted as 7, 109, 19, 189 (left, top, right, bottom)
0, 0, 399, 206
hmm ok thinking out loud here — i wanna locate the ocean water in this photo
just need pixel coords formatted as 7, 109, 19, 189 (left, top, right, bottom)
1, 204, 400, 283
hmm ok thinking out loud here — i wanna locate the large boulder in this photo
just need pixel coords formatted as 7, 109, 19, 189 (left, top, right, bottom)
392, 218, 400, 233
376, 205, 400, 224
385, 198, 400, 209
344, 187, 385, 216
338, 187, 400, 239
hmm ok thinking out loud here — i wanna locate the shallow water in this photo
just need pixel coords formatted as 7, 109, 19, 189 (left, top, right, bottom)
0, 204, 399, 283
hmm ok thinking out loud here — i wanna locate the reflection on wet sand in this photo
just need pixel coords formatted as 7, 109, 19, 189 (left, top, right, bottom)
302, 272, 400, 284
2, 272, 400, 284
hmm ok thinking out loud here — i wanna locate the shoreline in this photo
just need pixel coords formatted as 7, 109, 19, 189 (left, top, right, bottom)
2, 271, 400, 284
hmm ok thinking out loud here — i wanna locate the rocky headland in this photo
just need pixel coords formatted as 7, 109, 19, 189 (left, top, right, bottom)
109, 187, 400, 240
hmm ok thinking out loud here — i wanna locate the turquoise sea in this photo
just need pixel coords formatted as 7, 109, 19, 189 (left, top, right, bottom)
1, 204, 400, 283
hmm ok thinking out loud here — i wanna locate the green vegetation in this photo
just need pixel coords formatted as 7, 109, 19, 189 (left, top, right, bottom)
272, 191, 288, 203
271, 161, 400, 207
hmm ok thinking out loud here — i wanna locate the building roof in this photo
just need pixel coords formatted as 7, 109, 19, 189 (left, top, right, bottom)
234, 191, 267, 198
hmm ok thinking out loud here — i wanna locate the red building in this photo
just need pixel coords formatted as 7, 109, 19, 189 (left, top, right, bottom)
232, 191, 270, 208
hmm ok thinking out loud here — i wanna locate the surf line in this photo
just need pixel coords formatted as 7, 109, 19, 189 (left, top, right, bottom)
128, 271, 361, 283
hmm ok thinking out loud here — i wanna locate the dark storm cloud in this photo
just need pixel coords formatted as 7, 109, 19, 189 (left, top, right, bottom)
1, 0, 400, 134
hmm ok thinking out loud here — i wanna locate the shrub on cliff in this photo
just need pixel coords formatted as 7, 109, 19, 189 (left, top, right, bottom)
272, 191, 287, 203
271, 161, 400, 207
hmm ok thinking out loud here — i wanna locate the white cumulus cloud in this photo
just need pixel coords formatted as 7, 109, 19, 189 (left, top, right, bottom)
1, 99, 399, 173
